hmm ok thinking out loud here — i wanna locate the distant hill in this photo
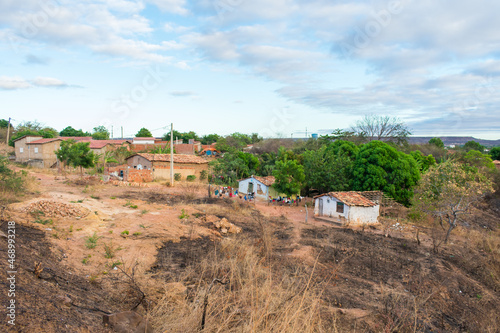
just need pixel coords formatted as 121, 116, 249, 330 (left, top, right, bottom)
407, 137, 500, 147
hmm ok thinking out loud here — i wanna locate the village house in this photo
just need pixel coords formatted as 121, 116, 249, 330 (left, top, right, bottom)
314, 191, 380, 225
238, 175, 294, 200
124, 153, 209, 181
13, 135, 131, 168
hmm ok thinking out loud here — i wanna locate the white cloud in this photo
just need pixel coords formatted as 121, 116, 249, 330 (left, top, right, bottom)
33, 77, 68, 87
0, 76, 31, 90
145, 0, 188, 15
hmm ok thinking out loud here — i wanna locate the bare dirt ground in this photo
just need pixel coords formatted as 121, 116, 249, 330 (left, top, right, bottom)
1, 168, 500, 332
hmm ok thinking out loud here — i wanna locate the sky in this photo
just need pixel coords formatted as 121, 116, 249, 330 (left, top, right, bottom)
1, 0, 500, 139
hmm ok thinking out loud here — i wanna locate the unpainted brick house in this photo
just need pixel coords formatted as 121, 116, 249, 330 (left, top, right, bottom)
125, 153, 209, 181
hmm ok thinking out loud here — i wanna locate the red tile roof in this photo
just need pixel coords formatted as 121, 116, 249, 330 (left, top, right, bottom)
89, 140, 131, 149
314, 192, 377, 207
239, 176, 276, 186
26, 136, 93, 145
129, 153, 208, 164
133, 137, 156, 141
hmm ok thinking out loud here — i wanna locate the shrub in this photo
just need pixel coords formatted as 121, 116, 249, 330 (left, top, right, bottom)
186, 175, 196, 182
174, 173, 182, 181
103, 242, 115, 258
85, 232, 101, 249
199, 170, 208, 180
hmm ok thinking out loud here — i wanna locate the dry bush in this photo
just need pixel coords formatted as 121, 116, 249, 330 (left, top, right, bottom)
150, 237, 328, 332
178, 181, 205, 201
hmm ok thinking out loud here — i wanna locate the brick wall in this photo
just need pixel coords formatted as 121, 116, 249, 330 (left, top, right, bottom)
126, 169, 153, 183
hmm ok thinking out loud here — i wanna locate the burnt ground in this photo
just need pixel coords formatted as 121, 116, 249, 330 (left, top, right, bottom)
2, 172, 500, 332
149, 204, 500, 333
0, 221, 143, 333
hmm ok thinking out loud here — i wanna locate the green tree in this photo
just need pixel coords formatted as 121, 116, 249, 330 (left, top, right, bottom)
60, 126, 90, 137
410, 150, 436, 172
0, 119, 11, 128
489, 147, 500, 160
9, 121, 58, 146
351, 140, 420, 205
455, 150, 495, 173
209, 151, 260, 185
92, 126, 110, 140
135, 127, 153, 137
216, 132, 254, 152
463, 140, 484, 153
428, 137, 444, 149
303, 140, 358, 193
200, 134, 220, 145
272, 157, 305, 197
413, 161, 492, 244
56, 140, 97, 175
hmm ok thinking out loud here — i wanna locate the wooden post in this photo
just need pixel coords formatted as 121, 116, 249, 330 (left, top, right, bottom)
6, 117, 11, 144
170, 123, 174, 186
305, 203, 308, 224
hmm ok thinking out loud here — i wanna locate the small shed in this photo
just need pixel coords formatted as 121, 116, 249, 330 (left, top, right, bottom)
238, 176, 279, 200
314, 192, 379, 225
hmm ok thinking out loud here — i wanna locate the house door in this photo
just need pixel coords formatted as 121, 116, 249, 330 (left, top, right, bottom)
319, 198, 323, 216
248, 182, 254, 194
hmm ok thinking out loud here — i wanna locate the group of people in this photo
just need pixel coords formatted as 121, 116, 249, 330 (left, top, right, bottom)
269, 195, 302, 206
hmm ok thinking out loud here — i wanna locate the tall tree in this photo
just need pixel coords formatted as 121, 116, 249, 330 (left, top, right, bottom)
60, 126, 90, 137
200, 134, 220, 145
428, 137, 444, 149
351, 115, 411, 144
92, 126, 110, 140
413, 161, 492, 243
463, 140, 484, 153
303, 140, 358, 193
272, 157, 305, 197
56, 140, 97, 175
351, 140, 420, 205
135, 127, 153, 137
490, 147, 500, 160
9, 121, 58, 146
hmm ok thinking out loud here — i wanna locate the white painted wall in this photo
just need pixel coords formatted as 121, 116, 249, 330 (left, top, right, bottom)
238, 177, 270, 200
348, 205, 380, 224
314, 195, 379, 225
314, 196, 349, 220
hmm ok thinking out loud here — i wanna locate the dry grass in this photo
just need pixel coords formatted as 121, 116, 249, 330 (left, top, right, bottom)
150, 236, 329, 332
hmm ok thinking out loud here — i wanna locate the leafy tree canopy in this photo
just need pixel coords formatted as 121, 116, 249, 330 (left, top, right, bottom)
463, 140, 484, 153
428, 137, 444, 149
209, 151, 260, 185
413, 160, 492, 243
59, 126, 90, 137
135, 127, 153, 138
490, 147, 500, 161
92, 126, 110, 140
9, 121, 58, 146
272, 157, 305, 197
200, 133, 220, 145
216, 132, 260, 152
303, 141, 356, 193
410, 150, 436, 172
351, 140, 420, 205
56, 140, 97, 175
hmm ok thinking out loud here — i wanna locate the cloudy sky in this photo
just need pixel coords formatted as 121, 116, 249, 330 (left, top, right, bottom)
1, 0, 500, 139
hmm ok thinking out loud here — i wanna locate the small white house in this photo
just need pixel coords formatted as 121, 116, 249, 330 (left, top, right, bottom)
314, 192, 379, 225
238, 176, 281, 200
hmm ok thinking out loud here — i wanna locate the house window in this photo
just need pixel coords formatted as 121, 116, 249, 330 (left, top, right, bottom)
336, 202, 344, 213
20, 147, 24, 153
34, 147, 39, 153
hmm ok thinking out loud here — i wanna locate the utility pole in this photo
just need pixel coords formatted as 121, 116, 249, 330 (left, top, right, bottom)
170, 123, 174, 186
121, 126, 123, 139
305, 127, 308, 139
6, 117, 11, 144
111, 126, 113, 139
